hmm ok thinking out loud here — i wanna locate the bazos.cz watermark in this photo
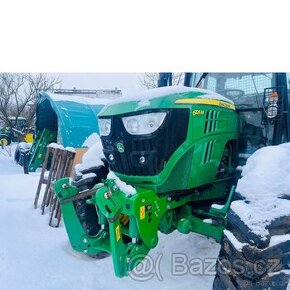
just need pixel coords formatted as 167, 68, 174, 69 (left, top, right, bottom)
128, 253, 280, 282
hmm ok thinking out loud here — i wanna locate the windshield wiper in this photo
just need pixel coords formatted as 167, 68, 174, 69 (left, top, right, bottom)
195, 73, 208, 88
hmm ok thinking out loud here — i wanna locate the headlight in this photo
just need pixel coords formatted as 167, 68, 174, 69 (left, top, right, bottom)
122, 112, 167, 135
98, 118, 111, 136
267, 104, 278, 119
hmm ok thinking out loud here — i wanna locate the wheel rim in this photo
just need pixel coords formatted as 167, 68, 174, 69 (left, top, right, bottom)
0, 138, 8, 147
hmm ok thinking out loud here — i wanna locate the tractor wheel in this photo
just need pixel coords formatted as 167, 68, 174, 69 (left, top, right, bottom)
14, 142, 31, 174
14, 147, 20, 163
213, 192, 290, 290
0, 135, 10, 148
72, 162, 110, 259
22, 152, 29, 174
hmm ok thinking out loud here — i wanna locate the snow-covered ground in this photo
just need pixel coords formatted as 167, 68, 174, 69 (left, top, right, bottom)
0, 144, 219, 290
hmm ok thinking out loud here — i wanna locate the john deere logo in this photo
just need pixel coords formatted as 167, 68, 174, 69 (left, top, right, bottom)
116, 142, 125, 153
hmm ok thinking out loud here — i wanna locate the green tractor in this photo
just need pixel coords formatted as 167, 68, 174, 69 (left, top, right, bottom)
54, 73, 290, 288
0, 116, 31, 147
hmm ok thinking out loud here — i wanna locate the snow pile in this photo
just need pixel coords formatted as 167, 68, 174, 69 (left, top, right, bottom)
75, 134, 136, 196
82, 132, 100, 148
109, 86, 234, 106
48, 142, 64, 149
269, 234, 290, 247
49, 93, 112, 106
74, 138, 105, 174
0, 144, 23, 174
47, 143, 75, 153
17, 142, 31, 152
107, 171, 137, 196
231, 143, 290, 237
65, 147, 76, 153
0, 153, 219, 290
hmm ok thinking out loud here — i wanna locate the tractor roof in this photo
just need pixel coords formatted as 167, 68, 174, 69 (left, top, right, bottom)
99, 86, 234, 117
110, 86, 233, 105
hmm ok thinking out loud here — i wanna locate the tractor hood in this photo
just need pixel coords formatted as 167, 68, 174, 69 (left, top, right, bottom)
98, 86, 234, 117
97, 85, 237, 194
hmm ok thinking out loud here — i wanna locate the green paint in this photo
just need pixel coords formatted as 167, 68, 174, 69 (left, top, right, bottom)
28, 129, 57, 172
56, 89, 239, 278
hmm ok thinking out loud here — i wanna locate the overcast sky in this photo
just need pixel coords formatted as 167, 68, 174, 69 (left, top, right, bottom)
48, 73, 144, 95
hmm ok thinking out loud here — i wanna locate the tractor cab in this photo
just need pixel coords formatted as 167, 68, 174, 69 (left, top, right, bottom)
184, 73, 290, 163
0, 116, 30, 145
9, 116, 27, 132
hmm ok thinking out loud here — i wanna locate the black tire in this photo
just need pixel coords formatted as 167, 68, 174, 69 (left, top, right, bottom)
214, 192, 290, 290
14, 143, 30, 174
15, 142, 30, 161
14, 147, 20, 163
22, 152, 29, 174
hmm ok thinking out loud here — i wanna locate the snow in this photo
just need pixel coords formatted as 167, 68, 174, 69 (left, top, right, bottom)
47, 143, 75, 153
0, 145, 23, 175
269, 234, 290, 247
109, 86, 234, 106
78, 135, 136, 196
224, 230, 247, 251
48, 142, 64, 149
11, 127, 25, 135
49, 93, 112, 106
9, 116, 26, 120
65, 146, 76, 153
80, 172, 97, 180
268, 270, 290, 277
0, 145, 219, 290
75, 138, 105, 175
82, 132, 100, 148
17, 142, 31, 152
136, 99, 151, 109
107, 171, 137, 196
231, 143, 290, 237
211, 204, 224, 210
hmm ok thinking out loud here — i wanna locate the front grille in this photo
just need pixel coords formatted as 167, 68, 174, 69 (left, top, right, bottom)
100, 108, 189, 176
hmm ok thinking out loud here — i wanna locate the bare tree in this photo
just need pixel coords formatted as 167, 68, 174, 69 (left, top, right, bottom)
0, 73, 26, 131
22, 74, 61, 127
139, 73, 184, 89
0, 73, 61, 133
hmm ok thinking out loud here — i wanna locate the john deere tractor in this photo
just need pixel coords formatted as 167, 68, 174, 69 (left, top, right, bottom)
55, 73, 290, 289
0, 117, 32, 147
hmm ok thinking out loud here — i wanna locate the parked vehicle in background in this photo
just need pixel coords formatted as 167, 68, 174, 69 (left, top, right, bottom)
0, 117, 33, 148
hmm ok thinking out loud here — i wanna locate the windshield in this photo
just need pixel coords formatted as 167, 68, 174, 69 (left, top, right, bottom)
192, 73, 274, 109
8, 117, 27, 130
190, 73, 277, 162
